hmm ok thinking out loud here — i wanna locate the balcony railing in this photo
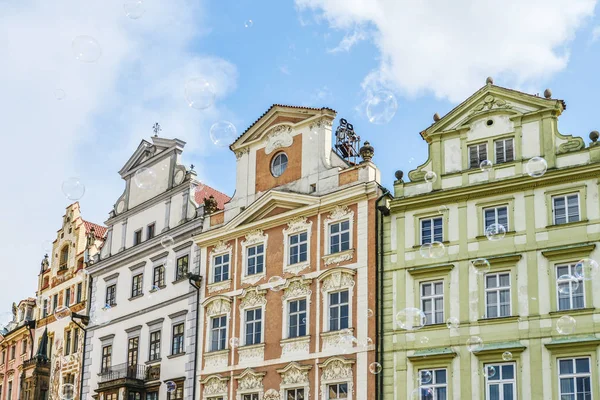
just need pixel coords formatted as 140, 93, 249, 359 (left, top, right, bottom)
99, 363, 147, 383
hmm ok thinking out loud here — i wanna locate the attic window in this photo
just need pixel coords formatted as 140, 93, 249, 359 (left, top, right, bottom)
486, 119, 494, 126
271, 152, 288, 177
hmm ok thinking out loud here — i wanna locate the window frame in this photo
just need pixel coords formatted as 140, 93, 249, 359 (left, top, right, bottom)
212, 253, 230, 284
286, 388, 305, 400
494, 138, 514, 164
175, 255, 189, 281
420, 217, 443, 245
557, 357, 593, 400
328, 290, 350, 332
245, 243, 265, 276
127, 336, 139, 367
282, 217, 313, 274
327, 383, 349, 400
552, 193, 581, 225
131, 273, 143, 298
148, 330, 161, 362
418, 368, 448, 400
64, 330, 71, 356
468, 142, 488, 169
153, 265, 165, 288
243, 307, 263, 346
65, 288, 71, 307
105, 284, 117, 306
556, 263, 585, 311
328, 220, 351, 255
271, 152, 288, 177
209, 315, 228, 352
420, 280, 445, 325
101, 344, 112, 373
484, 272, 512, 318
146, 223, 156, 240
171, 323, 185, 355
133, 229, 142, 246
483, 205, 509, 232
484, 362, 516, 400
76, 283, 83, 303
287, 298, 308, 339
289, 231, 309, 266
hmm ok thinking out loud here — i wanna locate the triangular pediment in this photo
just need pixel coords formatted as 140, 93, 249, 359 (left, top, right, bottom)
421, 84, 566, 141
118, 137, 186, 177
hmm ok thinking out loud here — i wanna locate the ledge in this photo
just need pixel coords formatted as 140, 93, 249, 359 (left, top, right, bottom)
145, 358, 161, 365
207, 279, 231, 294
412, 241, 450, 250
168, 310, 188, 319
541, 242, 596, 261
167, 352, 186, 359
544, 336, 600, 351
125, 325, 143, 334
544, 219, 590, 231
548, 308, 596, 317
103, 272, 120, 282
474, 341, 526, 357
320, 328, 353, 339
150, 251, 169, 262
475, 231, 517, 240
146, 318, 165, 327
322, 249, 354, 266
477, 315, 521, 325
128, 294, 144, 302
281, 335, 311, 344
128, 261, 146, 271
171, 277, 188, 285
407, 263, 454, 277
408, 347, 456, 362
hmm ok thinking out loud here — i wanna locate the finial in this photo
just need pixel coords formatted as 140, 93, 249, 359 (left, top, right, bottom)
190, 164, 195, 171
544, 89, 552, 99
152, 122, 161, 137
590, 130, 599, 145
486, 77, 494, 85
394, 170, 404, 182
433, 113, 440, 122
359, 141, 375, 163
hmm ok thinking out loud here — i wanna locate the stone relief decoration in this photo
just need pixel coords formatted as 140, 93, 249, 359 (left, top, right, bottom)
277, 362, 312, 399
201, 375, 229, 400
284, 216, 312, 235
242, 229, 267, 246
320, 357, 355, 399
282, 277, 312, 302
309, 118, 333, 130
408, 169, 428, 182
235, 369, 266, 391
325, 205, 354, 224
238, 344, 265, 364
239, 287, 267, 310
468, 95, 512, 116
265, 125, 294, 155
210, 240, 232, 257
263, 389, 280, 400
320, 268, 356, 292
205, 351, 229, 370
281, 337, 310, 355
204, 296, 232, 317
557, 136, 585, 154
235, 147, 250, 160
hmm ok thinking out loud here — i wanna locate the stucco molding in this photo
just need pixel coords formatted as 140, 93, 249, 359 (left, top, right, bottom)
237, 343, 265, 365
238, 287, 267, 310
234, 368, 266, 391
318, 267, 356, 292
281, 277, 312, 302
541, 243, 596, 261
204, 350, 230, 371
203, 296, 232, 317
264, 125, 294, 155
201, 374, 229, 400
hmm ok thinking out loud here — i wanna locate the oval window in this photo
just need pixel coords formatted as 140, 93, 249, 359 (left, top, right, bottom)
271, 152, 288, 177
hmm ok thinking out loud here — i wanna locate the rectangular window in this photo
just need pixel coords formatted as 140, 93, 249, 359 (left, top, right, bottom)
133, 229, 142, 246
246, 244, 265, 275
153, 266, 165, 288
128, 337, 139, 367
65, 288, 71, 307
485, 363, 516, 400
172, 323, 185, 355
176, 255, 189, 281
557, 264, 585, 311
105, 284, 117, 306
484, 206, 508, 231
101, 345, 112, 373
213, 254, 230, 283
106, 394, 117, 400
287, 388, 305, 400
73, 328, 79, 353
146, 393, 159, 400
210, 316, 227, 352
552, 194, 580, 225
469, 143, 487, 168
329, 220, 350, 254
149, 331, 161, 361
495, 138, 514, 164
558, 357, 591, 399
22, 338, 27, 355
53, 294, 58, 312
131, 273, 143, 297
128, 392, 141, 400
419, 369, 447, 400
329, 290, 349, 331
420, 217, 443, 245
245, 308, 262, 346
64, 330, 71, 356
7, 382, 12, 399
288, 299, 307, 338
328, 383, 348, 400
485, 273, 511, 318
76, 283, 83, 303
43, 299, 48, 318
421, 281, 444, 325
167, 384, 183, 400
146, 223, 155, 240
10, 345, 16, 359
289, 232, 308, 265
243, 394, 259, 400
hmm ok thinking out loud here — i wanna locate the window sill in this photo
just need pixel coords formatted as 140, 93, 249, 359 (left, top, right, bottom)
145, 358, 161, 365
281, 335, 311, 344
205, 348, 229, 356
171, 277, 188, 285
414, 322, 447, 331
207, 279, 231, 294
128, 294, 144, 301
238, 342, 265, 351
477, 315, 520, 325
549, 308, 595, 316
320, 328, 353, 339
284, 261, 311, 275
545, 220, 589, 230
149, 285, 166, 293
322, 249, 354, 266
167, 352, 186, 359
241, 272, 266, 286
412, 241, 450, 249
475, 231, 516, 240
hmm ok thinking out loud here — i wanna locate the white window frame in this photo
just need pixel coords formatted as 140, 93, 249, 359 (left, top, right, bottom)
468, 143, 488, 168
281, 281, 311, 341
289, 232, 309, 266
208, 242, 233, 291
212, 253, 231, 284
271, 152, 288, 177
483, 205, 509, 232
320, 270, 355, 343
420, 281, 444, 325
485, 362, 516, 400
484, 272, 511, 318
246, 244, 265, 276
327, 289, 350, 332
556, 263, 585, 311
283, 217, 313, 274
558, 357, 592, 400
420, 217, 443, 245
287, 298, 308, 339
494, 138, 514, 164
242, 307, 264, 346
419, 368, 448, 400
328, 220, 351, 255
327, 383, 349, 400
285, 388, 305, 400
323, 206, 355, 257
552, 193, 580, 225
208, 314, 228, 352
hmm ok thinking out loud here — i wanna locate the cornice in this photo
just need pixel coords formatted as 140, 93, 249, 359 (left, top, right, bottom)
541, 243, 596, 261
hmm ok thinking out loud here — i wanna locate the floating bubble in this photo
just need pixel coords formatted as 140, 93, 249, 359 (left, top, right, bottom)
160, 236, 175, 249
471, 258, 491, 275
410, 388, 434, 399
123, 0, 145, 19
556, 315, 576, 335
424, 171, 437, 183
361, 337, 373, 350
55, 89, 66, 100
429, 241, 445, 258
77, 269, 89, 277
209, 121, 238, 148
165, 381, 177, 393
72, 35, 102, 63
90, 304, 112, 326
244, 19, 253, 28
466, 336, 484, 352
396, 308, 427, 331
557, 275, 579, 295
366, 90, 398, 125
337, 332, 358, 354
58, 383, 75, 400
54, 306, 71, 321
485, 223, 506, 241
419, 243, 432, 258
229, 337, 240, 348
419, 370, 432, 385
267, 276, 286, 291
134, 167, 157, 190
437, 205, 449, 214
526, 157, 547, 178
480, 160, 493, 172
367, 309, 374, 318
419, 336, 429, 345
483, 365, 496, 378
369, 362, 382, 374
502, 351, 513, 361
184, 78, 216, 110
61, 178, 86, 200
574, 259, 599, 281
446, 317, 459, 329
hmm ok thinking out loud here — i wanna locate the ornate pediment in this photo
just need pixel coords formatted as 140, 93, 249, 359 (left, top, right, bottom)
235, 369, 266, 391
319, 357, 355, 381
265, 125, 294, 155
203, 296, 232, 317
263, 389, 280, 400
201, 375, 229, 399
468, 94, 512, 116
277, 362, 312, 385
239, 287, 267, 310
211, 240, 232, 256
319, 268, 356, 292
282, 278, 312, 301
242, 229, 267, 246
325, 205, 354, 223
283, 216, 312, 235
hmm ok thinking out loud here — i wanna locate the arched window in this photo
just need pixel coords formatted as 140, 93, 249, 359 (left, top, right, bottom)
59, 245, 69, 269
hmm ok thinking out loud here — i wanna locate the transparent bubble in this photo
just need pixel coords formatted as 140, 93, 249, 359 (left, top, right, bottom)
55, 89, 66, 100
72, 35, 102, 63
419, 336, 429, 345
134, 167, 157, 190
557, 275, 579, 295
54, 306, 71, 321
165, 381, 177, 393
466, 336, 484, 352
367, 309, 374, 318
123, 0, 145, 19
366, 90, 398, 125
419, 370, 432, 385
574, 259, 599, 281
429, 241, 445, 258
267, 276, 286, 291
419, 243, 432, 258
58, 383, 75, 400
410, 388, 434, 399
361, 337, 373, 350
396, 308, 427, 331
526, 156, 548, 178
209, 121, 238, 148
480, 160, 493, 172
160, 236, 175, 249
337, 332, 358, 354
502, 351, 513, 361
471, 258, 491, 275
446, 317, 459, 329
483, 365, 496, 378
229, 337, 240, 348
437, 205, 449, 215
369, 362, 382, 374
485, 223, 506, 241
184, 78, 216, 110
556, 315, 576, 335
90, 304, 112, 326
244, 19, 254, 28
61, 178, 86, 200
424, 171, 437, 183
77, 268, 89, 277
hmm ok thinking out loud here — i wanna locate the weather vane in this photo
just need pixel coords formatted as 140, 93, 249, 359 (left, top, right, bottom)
153, 122, 161, 137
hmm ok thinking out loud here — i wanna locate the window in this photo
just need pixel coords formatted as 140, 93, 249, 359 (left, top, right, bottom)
421, 281, 444, 325
484, 206, 508, 231
172, 323, 184, 355
289, 232, 308, 265
128, 392, 142, 400
53, 294, 58, 312
146, 393, 159, 400
246, 244, 264, 275
271, 152, 288, 177
149, 331, 161, 361
77, 258, 84, 271
65, 288, 71, 307
59, 246, 69, 269
106, 284, 117, 306
420, 217, 443, 245
153, 266, 165, 288
168, 384, 183, 400
286, 388, 304, 400
73, 328, 79, 352
43, 299, 48, 318
329, 290, 349, 331
288, 299, 307, 338
133, 229, 142, 246
328, 383, 348, 399
557, 264, 584, 311
22, 338, 28, 355
1, 350, 4, 364
468, 143, 487, 168
210, 316, 227, 352
245, 308, 262, 346
65, 331, 71, 356
559, 357, 591, 399
7, 382, 12, 399
101, 345, 112, 373
485, 363, 515, 400
419, 369, 447, 400
131, 274, 143, 297
329, 220, 350, 254
76, 283, 83, 303
552, 194, 580, 225
10, 345, 16, 359
127, 337, 139, 367
495, 138, 514, 164
243, 394, 259, 400
106, 394, 118, 400
146, 223, 155, 240
213, 254, 230, 283
176, 255, 189, 281
485, 273, 511, 318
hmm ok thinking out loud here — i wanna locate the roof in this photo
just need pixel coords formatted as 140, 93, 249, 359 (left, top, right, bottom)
82, 220, 107, 239
194, 184, 231, 210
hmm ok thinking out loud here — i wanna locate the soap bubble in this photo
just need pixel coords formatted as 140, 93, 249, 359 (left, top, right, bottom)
557, 275, 579, 295
54, 306, 71, 321
165, 381, 177, 393
229, 337, 240, 348
574, 259, 599, 281
526, 157, 547, 177
367, 309, 374, 318
466, 336, 484, 352
72, 36, 102, 63
134, 167, 157, 190
90, 304, 112, 326
483, 365, 496, 378
337, 331, 358, 354
244, 19, 253, 28
419, 370, 432, 385
369, 362, 382, 374
209, 121, 237, 148
437, 205, 449, 214
366, 90, 397, 125
160, 236, 175, 249
360, 337, 373, 350
556, 315, 576, 335
58, 383, 75, 400
446, 317, 459, 329
419, 241, 445, 259
184, 78, 216, 110
267, 276, 286, 291
480, 160, 493, 172
61, 178, 85, 200
123, 0, 145, 19
485, 223, 506, 241
410, 388, 433, 399
55, 89, 66, 100
396, 308, 426, 331
424, 171, 437, 183
502, 351, 513, 361
419, 336, 429, 345
471, 258, 491, 275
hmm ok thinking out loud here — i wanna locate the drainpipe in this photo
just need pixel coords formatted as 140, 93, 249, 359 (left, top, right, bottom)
188, 273, 202, 400
74, 274, 93, 400
375, 188, 390, 400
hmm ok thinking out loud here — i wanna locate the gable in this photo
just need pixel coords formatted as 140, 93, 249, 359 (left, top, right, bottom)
119, 137, 186, 177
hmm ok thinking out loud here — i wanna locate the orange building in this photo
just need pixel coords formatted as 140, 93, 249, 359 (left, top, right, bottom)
194, 105, 382, 400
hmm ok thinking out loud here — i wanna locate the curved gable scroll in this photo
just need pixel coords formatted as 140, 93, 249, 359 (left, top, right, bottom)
318, 267, 356, 292
201, 374, 230, 400
202, 295, 232, 317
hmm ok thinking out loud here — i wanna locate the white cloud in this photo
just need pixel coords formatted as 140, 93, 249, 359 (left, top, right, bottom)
296, 0, 598, 102
0, 0, 237, 310
327, 28, 367, 53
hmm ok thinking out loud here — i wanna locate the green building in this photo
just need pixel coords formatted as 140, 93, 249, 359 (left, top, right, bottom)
376, 79, 600, 399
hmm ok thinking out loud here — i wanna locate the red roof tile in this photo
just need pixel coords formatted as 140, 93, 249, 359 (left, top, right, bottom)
194, 184, 231, 210
82, 220, 107, 239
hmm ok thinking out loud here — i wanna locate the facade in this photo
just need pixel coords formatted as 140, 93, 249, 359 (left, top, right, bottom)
194, 106, 381, 400
83, 136, 229, 400
33, 202, 105, 400
0, 299, 35, 400
379, 80, 600, 399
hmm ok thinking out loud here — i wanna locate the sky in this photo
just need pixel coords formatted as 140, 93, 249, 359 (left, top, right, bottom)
0, 0, 599, 317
